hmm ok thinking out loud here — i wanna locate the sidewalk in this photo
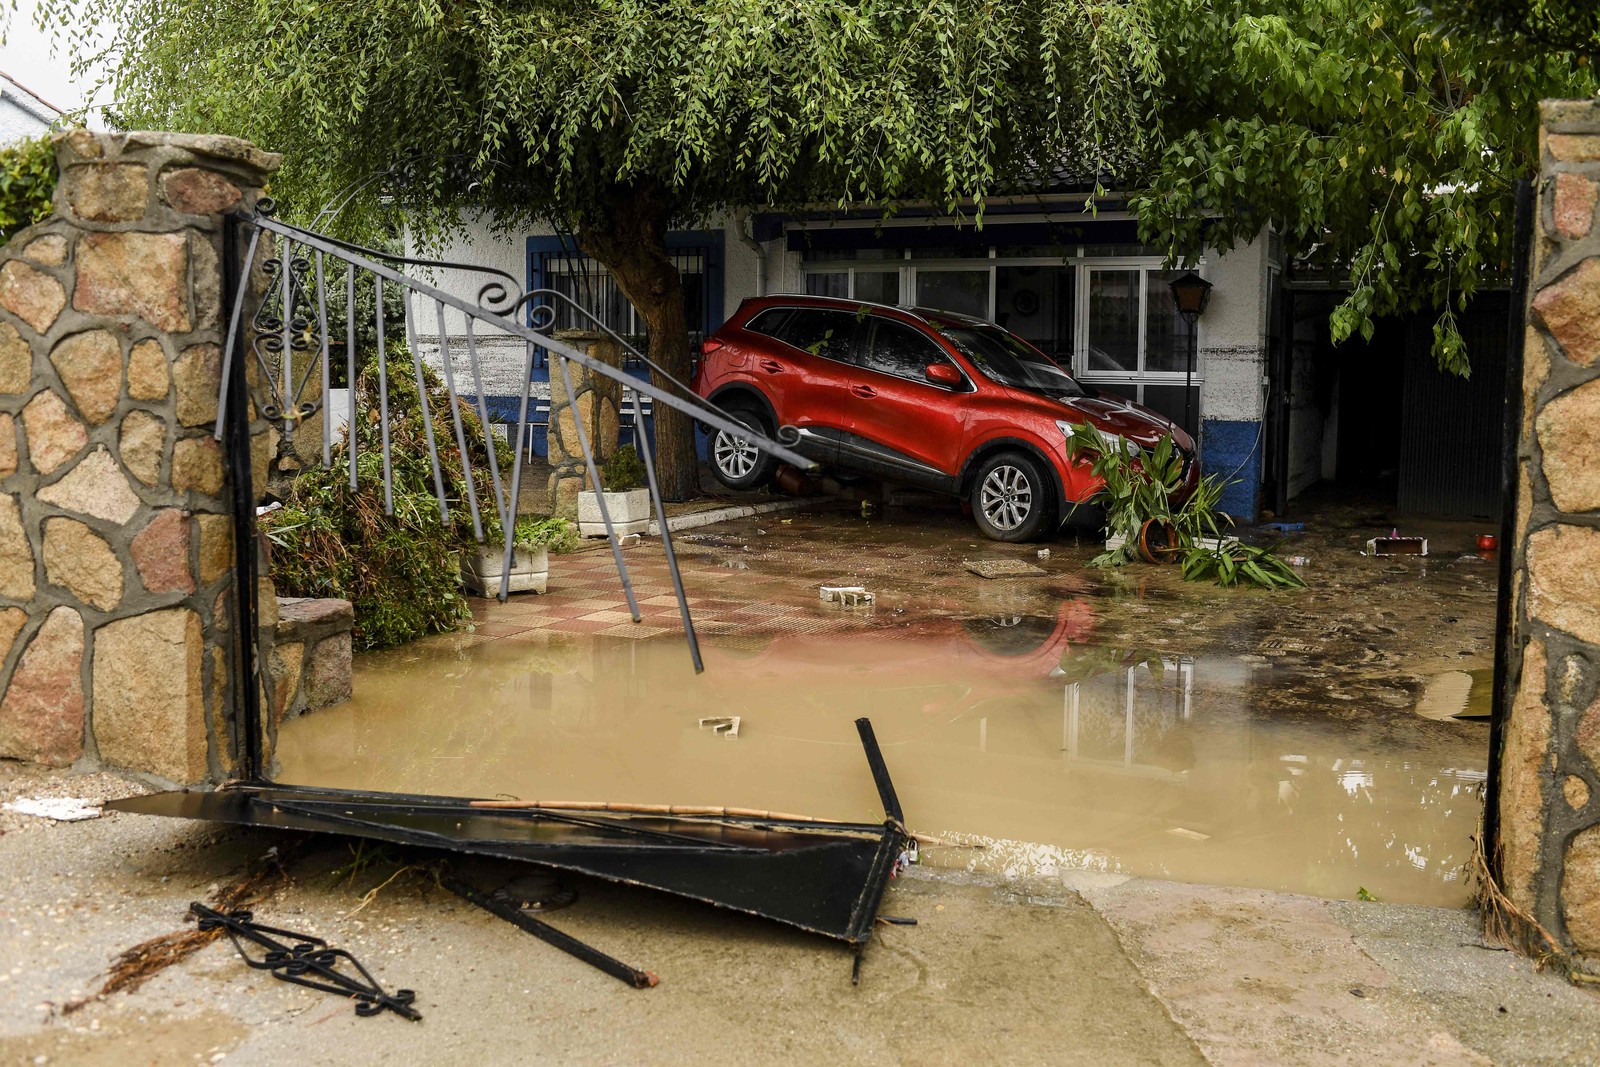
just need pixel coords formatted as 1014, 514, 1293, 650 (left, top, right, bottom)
1, 761, 1594, 1066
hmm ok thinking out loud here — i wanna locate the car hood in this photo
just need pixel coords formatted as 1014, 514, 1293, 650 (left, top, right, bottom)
1013, 388, 1186, 447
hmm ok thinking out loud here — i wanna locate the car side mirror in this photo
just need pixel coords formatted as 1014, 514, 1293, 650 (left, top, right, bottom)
925, 363, 962, 387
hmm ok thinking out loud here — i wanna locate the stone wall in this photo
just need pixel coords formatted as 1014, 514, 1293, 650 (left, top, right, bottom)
1500, 99, 1600, 965
0, 130, 278, 785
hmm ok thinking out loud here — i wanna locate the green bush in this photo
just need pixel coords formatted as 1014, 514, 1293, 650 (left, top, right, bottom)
601, 444, 648, 491
263, 349, 514, 651
0, 136, 58, 241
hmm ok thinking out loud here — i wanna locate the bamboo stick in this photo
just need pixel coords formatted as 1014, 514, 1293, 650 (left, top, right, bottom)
465, 799, 975, 848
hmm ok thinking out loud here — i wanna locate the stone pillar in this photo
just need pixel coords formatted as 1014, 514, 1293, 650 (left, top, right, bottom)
545, 330, 622, 518
0, 131, 277, 785
1499, 99, 1600, 966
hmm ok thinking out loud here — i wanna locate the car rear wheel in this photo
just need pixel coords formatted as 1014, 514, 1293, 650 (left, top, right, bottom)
709, 406, 778, 491
969, 450, 1054, 542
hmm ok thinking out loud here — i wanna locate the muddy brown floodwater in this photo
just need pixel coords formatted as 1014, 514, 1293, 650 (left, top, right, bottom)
277, 610, 1487, 908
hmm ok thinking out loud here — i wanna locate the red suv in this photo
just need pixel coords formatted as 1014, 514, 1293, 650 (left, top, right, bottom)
691, 295, 1198, 542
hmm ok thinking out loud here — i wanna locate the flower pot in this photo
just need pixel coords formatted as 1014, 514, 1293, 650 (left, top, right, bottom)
1137, 520, 1182, 564
578, 488, 651, 538
460, 544, 548, 595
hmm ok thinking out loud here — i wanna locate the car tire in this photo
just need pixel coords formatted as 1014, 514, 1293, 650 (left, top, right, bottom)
709, 405, 778, 491
969, 450, 1055, 542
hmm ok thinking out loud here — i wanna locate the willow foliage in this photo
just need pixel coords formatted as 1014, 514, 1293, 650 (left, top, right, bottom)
1132, 0, 1597, 375
37, 0, 1162, 238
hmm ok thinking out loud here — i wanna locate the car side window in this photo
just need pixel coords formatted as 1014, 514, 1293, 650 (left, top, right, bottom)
745, 308, 793, 339
773, 309, 862, 364
864, 319, 955, 382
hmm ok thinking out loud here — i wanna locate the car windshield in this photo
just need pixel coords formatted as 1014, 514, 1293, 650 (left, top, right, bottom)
936, 325, 1086, 397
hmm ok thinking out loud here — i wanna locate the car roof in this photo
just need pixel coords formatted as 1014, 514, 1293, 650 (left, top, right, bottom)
737, 294, 995, 330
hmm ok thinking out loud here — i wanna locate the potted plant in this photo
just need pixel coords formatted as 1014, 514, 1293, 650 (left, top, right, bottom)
460, 516, 578, 595
578, 445, 653, 537
1065, 425, 1304, 590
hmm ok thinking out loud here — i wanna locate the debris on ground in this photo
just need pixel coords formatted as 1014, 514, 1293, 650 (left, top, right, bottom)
1261, 522, 1306, 534
193, 902, 421, 1020
820, 584, 875, 607
442, 872, 658, 989
66, 843, 299, 1012
699, 715, 741, 738
1367, 535, 1429, 556
2, 797, 103, 821
107, 719, 914, 985
964, 559, 1048, 579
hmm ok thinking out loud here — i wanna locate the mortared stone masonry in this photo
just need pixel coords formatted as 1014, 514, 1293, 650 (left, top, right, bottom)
1500, 99, 1600, 968
0, 130, 282, 784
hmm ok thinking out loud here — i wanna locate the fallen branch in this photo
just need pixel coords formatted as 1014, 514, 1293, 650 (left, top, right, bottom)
64, 840, 301, 1013
1470, 824, 1566, 971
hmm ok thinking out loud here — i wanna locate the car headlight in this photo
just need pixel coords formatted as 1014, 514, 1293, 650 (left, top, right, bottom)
1058, 421, 1139, 456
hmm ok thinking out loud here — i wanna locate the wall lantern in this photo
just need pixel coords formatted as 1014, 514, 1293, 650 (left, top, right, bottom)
1168, 271, 1213, 325
1167, 271, 1212, 441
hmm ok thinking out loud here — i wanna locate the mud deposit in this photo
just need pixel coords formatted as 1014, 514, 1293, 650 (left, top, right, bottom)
277, 493, 1493, 908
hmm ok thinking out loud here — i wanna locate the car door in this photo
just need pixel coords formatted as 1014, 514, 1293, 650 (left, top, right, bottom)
835, 316, 970, 491
758, 306, 867, 466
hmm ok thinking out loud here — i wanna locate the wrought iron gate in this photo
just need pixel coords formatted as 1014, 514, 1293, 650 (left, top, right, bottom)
215, 202, 809, 778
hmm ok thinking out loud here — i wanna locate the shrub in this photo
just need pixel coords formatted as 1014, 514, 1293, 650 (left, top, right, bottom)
263, 349, 513, 651
0, 136, 57, 241
601, 444, 648, 491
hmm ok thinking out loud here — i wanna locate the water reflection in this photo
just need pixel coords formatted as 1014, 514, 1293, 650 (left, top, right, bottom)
275, 603, 1486, 907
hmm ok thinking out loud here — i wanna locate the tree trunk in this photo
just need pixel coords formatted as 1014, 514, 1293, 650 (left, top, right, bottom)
576, 181, 699, 501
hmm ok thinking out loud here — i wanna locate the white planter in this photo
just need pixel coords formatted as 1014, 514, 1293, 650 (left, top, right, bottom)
461, 545, 548, 595
578, 488, 651, 538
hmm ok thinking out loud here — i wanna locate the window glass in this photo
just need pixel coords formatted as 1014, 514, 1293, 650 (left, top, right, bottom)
854, 271, 901, 306
910, 245, 990, 259
915, 270, 990, 318
745, 308, 793, 339
937, 325, 1085, 398
1086, 270, 1140, 373
804, 272, 848, 298
774, 309, 861, 363
1144, 270, 1197, 373
995, 265, 1074, 362
863, 319, 949, 380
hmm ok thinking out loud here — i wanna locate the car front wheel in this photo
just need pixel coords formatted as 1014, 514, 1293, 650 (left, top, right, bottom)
709, 406, 778, 491
969, 450, 1054, 542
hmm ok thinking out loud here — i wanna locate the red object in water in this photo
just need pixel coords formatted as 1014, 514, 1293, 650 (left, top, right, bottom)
1478, 534, 1498, 552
